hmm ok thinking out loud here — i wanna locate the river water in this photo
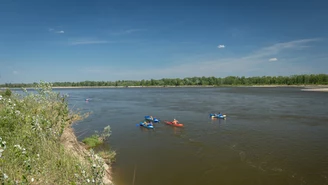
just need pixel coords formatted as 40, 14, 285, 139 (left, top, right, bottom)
60, 87, 328, 185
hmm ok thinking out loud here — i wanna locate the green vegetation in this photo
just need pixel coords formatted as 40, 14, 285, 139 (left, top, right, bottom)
83, 135, 103, 148
97, 150, 116, 165
0, 89, 12, 97
82, 126, 116, 163
83, 125, 112, 148
0, 82, 114, 184
1, 74, 328, 88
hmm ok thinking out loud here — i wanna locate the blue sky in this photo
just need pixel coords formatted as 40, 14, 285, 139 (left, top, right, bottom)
0, 0, 327, 83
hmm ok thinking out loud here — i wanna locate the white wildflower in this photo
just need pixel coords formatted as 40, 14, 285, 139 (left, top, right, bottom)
82, 170, 85, 174
92, 179, 95, 183
92, 164, 96, 168
37, 154, 40, 157
0, 149, 4, 158
0, 95, 2, 100
13, 103, 16, 106
14, 144, 22, 149
3, 173, 8, 179
15, 110, 20, 115
31, 178, 34, 182
22, 151, 26, 154
86, 179, 90, 183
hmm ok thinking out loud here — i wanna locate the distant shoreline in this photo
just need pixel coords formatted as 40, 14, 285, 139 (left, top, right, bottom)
3, 84, 328, 90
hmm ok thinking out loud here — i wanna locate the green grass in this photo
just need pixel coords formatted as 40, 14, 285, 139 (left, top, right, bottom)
82, 125, 113, 149
83, 135, 103, 148
0, 82, 114, 184
98, 150, 116, 164
82, 125, 116, 165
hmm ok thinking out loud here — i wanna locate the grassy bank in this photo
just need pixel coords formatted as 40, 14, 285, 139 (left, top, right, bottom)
0, 82, 114, 184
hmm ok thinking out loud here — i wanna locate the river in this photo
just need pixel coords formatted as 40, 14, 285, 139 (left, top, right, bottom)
60, 87, 328, 185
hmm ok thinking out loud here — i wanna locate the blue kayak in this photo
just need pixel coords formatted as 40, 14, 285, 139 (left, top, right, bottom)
209, 113, 227, 119
140, 122, 154, 129
145, 116, 160, 123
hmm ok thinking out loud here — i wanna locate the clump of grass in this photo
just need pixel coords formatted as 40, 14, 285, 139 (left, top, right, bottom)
98, 150, 116, 165
83, 125, 112, 148
82, 125, 116, 164
83, 134, 103, 148
0, 81, 113, 185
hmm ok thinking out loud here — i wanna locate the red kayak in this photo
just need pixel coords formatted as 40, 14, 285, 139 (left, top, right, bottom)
164, 120, 184, 127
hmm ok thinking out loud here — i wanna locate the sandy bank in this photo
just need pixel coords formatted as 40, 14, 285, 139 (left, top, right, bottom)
300, 88, 328, 92
51, 85, 216, 89
61, 127, 113, 185
52, 85, 328, 88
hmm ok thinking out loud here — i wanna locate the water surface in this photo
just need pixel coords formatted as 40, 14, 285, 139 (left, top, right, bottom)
61, 87, 328, 185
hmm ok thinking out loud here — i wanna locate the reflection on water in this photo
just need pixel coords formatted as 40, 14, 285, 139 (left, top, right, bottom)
55, 87, 328, 185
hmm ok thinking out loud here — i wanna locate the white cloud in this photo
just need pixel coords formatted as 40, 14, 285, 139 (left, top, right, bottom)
79, 38, 322, 79
49, 28, 64, 34
110, 29, 146, 35
69, 40, 110, 45
244, 38, 320, 60
269, 58, 278, 61
124, 29, 145, 34
217, 45, 225, 49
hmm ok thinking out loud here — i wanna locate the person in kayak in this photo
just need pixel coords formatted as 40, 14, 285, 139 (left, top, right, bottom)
214, 112, 222, 117
172, 118, 179, 124
144, 120, 153, 126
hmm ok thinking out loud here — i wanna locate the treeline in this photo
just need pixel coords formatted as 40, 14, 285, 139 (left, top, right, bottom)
1, 74, 328, 88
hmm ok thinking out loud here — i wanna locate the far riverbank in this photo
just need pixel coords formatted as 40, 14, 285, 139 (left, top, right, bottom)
2, 84, 328, 90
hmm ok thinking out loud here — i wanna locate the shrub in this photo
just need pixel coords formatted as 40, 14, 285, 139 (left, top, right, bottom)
0, 88, 12, 97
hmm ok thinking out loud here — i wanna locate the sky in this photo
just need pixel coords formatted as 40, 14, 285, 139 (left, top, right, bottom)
0, 0, 328, 83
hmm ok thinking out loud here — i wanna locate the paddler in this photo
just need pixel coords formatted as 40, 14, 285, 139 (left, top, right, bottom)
172, 118, 179, 124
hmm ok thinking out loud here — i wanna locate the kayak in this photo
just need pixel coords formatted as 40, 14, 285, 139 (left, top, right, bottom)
209, 113, 227, 119
164, 120, 184, 127
145, 116, 160, 123
139, 122, 154, 129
